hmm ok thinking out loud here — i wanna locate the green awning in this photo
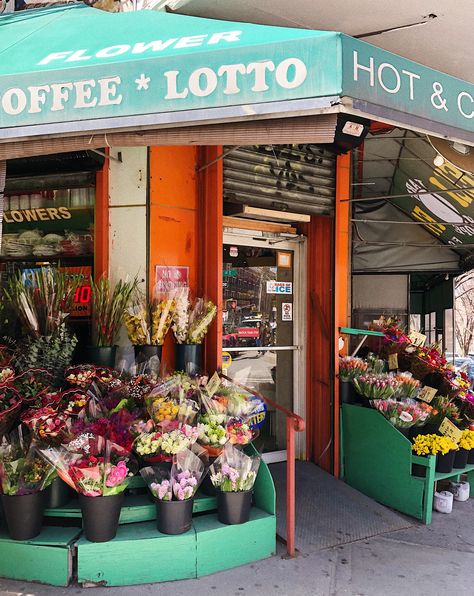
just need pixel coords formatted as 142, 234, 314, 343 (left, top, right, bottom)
0, 4, 473, 142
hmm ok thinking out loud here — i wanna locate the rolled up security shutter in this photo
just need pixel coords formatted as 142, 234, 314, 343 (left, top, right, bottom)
223, 144, 336, 216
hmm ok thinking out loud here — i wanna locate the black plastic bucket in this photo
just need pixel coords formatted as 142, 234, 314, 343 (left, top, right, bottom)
217, 490, 252, 525
454, 448, 469, 469
468, 449, 474, 465
436, 450, 456, 473
83, 346, 117, 368
134, 344, 162, 361
339, 380, 357, 405
79, 493, 124, 542
1, 492, 45, 541
175, 344, 202, 375
155, 498, 194, 535
44, 478, 73, 509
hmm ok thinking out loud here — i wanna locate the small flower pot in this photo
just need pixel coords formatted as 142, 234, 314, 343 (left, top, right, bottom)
454, 448, 469, 469
1, 491, 45, 541
436, 450, 456, 474
468, 449, 474, 465
412, 463, 427, 478
217, 489, 253, 525
44, 477, 73, 509
175, 344, 202, 375
155, 498, 194, 535
79, 493, 124, 542
339, 380, 357, 405
83, 346, 117, 369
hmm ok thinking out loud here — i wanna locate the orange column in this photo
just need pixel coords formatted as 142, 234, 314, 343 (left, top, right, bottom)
149, 146, 199, 369
94, 157, 110, 279
333, 152, 351, 477
198, 147, 223, 373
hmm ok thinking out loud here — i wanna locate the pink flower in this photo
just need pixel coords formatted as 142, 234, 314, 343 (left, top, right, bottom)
105, 461, 128, 487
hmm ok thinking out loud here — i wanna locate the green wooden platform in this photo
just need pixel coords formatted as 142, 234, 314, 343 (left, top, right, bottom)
342, 404, 474, 524
0, 455, 276, 587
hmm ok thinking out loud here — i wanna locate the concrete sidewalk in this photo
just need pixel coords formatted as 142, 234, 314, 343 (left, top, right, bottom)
1, 497, 473, 596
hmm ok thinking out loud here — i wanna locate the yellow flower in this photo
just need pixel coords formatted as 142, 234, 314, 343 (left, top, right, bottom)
412, 434, 458, 456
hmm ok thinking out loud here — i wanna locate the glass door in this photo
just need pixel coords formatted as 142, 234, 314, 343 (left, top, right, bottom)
222, 234, 305, 462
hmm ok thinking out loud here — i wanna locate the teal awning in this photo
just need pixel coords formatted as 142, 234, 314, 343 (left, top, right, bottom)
0, 4, 473, 142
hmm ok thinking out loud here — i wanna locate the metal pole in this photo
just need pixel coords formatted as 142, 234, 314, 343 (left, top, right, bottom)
0, 161, 6, 255
286, 417, 296, 557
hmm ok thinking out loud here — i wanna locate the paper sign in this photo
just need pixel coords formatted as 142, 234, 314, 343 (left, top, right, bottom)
266, 281, 293, 294
282, 302, 293, 321
439, 417, 463, 443
277, 251, 292, 268
155, 266, 189, 292
418, 386, 438, 403
408, 331, 427, 347
206, 371, 221, 397
388, 353, 399, 370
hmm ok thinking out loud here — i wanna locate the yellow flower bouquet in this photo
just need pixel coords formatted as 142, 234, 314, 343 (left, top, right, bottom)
412, 433, 458, 475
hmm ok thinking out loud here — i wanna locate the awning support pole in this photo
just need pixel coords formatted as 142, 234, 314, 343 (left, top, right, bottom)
0, 161, 6, 255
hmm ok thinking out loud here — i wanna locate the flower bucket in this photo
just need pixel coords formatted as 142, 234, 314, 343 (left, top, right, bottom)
134, 344, 162, 363
436, 450, 456, 473
155, 498, 194, 535
1, 492, 45, 541
83, 346, 117, 369
217, 489, 253, 525
339, 380, 358, 405
468, 449, 474, 465
44, 477, 73, 509
175, 344, 202, 375
453, 448, 469, 469
79, 493, 124, 542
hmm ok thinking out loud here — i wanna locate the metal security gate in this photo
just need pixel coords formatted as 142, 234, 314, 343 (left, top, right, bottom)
223, 145, 336, 216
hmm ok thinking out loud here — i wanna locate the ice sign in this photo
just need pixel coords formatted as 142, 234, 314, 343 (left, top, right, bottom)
266, 281, 293, 295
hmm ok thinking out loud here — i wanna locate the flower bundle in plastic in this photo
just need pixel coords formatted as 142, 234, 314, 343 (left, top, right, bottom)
40, 435, 134, 497
430, 396, 462, 426
141, 447, 207, 501
12, 368, 53, 403
134, 422, 199, 459
0, 367, 15, 385
394, 373, 421, 399
338, 356, 368, 381
370, 399, 430, 429
210, 444, 260, 492
171, 290, 217, 345
352, 373, 401, 400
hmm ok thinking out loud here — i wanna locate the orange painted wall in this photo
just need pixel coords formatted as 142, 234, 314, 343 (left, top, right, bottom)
94, 157, 109, 280
149, 146, 199, 369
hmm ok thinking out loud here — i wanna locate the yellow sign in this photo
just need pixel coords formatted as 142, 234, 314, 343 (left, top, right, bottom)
418, 386, 437, 403
439, 417, 463, 443
3, 206, 72, 224
222, 351, 232, 372
206, 371, 221, 397
408, 331, 427, 347
388, 353, 399, 370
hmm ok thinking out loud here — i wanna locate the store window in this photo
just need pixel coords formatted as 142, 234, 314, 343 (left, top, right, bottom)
409, 314, 421, 333
444, 308, 454, 355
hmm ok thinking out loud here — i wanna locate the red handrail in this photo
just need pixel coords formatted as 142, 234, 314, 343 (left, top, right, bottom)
221, 373, 305, 557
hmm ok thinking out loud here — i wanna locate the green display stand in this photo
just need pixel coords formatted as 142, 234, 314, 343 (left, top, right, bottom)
0, 454, 276, 587
342, 404, 474, 524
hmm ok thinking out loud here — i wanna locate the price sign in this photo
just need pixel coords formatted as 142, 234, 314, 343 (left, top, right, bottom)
418, 386, 437, 403
439, 417, 463, 443
388, 353, 399, 370
408, 331, 427, 347
206, 371, 221, 397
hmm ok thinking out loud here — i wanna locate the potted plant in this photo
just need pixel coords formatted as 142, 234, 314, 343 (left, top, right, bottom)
172, 288, 217, 374
40, 435, 134, 542
124, 286, 177, 372
88, 276, 137, 368
0, 429, 55, 540
411, 433, 458, 476
338, 356, 368, 404
141, 447, 206, 535
210, 443, 260, 525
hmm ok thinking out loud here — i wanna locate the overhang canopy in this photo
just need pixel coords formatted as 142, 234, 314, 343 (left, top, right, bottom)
0, 4, 473, 146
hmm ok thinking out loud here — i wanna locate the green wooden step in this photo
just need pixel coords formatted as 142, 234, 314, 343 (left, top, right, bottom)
0, 526, 81, 586
45, 491, 217, 523
77, 508, 276, 586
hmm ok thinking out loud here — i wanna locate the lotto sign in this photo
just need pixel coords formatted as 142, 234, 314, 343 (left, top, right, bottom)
267, 281, 293, 295
247, 398, 267, 430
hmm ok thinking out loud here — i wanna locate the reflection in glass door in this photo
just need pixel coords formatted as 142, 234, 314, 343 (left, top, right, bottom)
222, 235, 305, 461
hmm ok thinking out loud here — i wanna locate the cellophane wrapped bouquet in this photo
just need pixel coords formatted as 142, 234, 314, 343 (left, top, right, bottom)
352, 373, 401, 400
40, 434, 135, 496
370, 399, 431, 430
0, 428, 55, 495
172, 287, 217, 345
124, 286, 177, 346
210, 443, 261, 492
394, 373, 421, 399
140, 446, 207, 501
338, 356, 369, 381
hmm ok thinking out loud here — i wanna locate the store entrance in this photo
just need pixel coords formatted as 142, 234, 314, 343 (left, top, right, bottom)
222, 233, 306, 462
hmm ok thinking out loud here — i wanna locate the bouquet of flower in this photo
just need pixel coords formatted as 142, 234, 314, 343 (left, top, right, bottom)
140, 447, 206, 501
339, 356, 368, 381
352, 373, 401, 400
210, 444, 260, 492
410, 344, 447, 382
370, 399, 430, 429
226, 418, 253, 446
134, 423, 199, 461
0, 367, 15, 385
21, 406, 70, 443
40, 435, 134, 496
394, 373, 421, 399
12, 368, 53, 404
459, 430, 474, 451
197, 414, 228, 450
430, 396, 462, 426
366, 353, 386, 374
65, 365, 96, 389
412, 433, 458, 456
0, 429, 55, 495
172, 289, 217, 345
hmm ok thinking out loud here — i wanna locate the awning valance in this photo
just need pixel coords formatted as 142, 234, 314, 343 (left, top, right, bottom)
0, 4, 473, 144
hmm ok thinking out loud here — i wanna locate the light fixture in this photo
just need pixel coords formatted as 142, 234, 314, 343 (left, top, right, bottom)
433, 154, 445, 167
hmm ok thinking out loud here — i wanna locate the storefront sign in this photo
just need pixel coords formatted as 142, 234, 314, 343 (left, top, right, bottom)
267, 281, 292, 294
282, 302, 293, 321
3, 206, 72, 223
155, 265, 189, 292
237, 327, 259, 338
439, 417, 463, 443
